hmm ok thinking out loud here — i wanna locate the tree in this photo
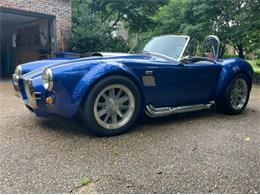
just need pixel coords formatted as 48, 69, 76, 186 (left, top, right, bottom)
70, 0, 128, 53
70, 0, 168, 53
209, 0, 260, 58
87, 0, 168, 31
152, 0, 260, 58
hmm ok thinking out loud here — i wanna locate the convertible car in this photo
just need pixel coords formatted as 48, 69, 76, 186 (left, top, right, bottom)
13, 35, 253, 136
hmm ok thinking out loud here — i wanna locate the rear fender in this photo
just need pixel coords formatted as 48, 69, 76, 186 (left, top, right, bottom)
214, 58, 253, 98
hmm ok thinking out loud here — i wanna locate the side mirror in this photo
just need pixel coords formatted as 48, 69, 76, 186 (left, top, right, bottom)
204, 35, 220, 60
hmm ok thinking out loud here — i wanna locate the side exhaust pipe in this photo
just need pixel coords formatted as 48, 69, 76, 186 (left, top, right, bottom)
145, 102, 214, 117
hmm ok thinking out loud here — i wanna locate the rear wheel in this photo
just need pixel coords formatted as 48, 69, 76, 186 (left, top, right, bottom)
216, 73, 250, 114
82, 76, 141, 136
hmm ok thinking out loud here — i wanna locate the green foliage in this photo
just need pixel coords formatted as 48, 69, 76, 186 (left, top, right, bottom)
70, 0, 168, 53
129, 32, 154, 52
70, 0, 259, 57
223, 54, 239, 58
80, 177, 91, 186
94, 0, 168, 32
151, 0, 260, 58
248, 60, 260, 73
70, 0, 129, 53
152, 1, 212, 40
256, 49, 260, 59
208, 0, 260, 58
248, 59, 260, 81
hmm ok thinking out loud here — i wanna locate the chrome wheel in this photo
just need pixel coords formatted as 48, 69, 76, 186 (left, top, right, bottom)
94, 84, 135, 129
230, 78, 248, 110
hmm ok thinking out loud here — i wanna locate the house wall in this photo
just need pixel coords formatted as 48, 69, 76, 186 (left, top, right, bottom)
0, 0, 72, 51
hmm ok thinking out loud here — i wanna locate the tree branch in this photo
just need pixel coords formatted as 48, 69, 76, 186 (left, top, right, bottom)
102, 8, 115, 22
112, 13, 124, 27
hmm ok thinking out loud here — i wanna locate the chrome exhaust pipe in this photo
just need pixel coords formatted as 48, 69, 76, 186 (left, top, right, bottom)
145, 102, 214, 117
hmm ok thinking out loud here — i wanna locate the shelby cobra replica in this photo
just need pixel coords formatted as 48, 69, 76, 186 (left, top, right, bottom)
13, 35, 253, 136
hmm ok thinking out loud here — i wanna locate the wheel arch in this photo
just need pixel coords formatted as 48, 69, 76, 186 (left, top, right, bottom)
214, 58, 254, 99
237, 70, 252, 89
215, 70, 252, 98
78, 70, 145, 112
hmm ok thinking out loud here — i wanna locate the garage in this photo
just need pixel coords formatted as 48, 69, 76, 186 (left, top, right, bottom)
0, 8, 56, 79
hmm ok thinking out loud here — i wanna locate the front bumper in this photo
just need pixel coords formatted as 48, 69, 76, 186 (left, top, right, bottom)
23, 79, 41, 109
13, 74, 45, 115
13, 74, 78, 118
12, 74, 19, 97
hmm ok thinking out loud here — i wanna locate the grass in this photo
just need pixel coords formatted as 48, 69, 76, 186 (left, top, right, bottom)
248, 60, 260, 74
80, 177, 91, 186
248, 59, 260, 81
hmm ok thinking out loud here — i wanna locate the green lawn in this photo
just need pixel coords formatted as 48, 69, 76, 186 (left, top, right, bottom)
248, 60, 260, 74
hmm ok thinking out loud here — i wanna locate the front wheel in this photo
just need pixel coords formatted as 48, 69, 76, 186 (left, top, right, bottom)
216, 73, 250, 114
82, 76, 142, 136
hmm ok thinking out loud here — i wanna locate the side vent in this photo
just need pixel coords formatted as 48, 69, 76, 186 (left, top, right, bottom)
142, 70, 156, 87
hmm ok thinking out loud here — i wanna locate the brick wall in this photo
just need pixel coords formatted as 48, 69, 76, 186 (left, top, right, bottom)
0, 0, 72, 51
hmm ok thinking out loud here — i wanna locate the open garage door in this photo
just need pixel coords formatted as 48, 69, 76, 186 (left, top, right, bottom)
0, 8, 55, 79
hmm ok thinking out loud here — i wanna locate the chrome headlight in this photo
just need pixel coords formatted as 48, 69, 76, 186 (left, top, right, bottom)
13, 65, 22, 87
15, 65, 22, 77
42, 69, 53, 91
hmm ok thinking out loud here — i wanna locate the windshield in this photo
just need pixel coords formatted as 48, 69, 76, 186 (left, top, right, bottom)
143, 35, 190, 60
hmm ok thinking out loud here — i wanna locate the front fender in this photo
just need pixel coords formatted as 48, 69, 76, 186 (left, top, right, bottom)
214, 58, 253, 98
72, 62, 142, 109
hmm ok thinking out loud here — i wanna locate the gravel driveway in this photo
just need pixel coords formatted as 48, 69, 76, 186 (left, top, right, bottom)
0, 81, 259, 193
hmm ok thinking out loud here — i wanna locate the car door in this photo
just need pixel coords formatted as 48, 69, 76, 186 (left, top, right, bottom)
143, 61, 222, 107
141, 35, 223, 107
170, 61, 222, 105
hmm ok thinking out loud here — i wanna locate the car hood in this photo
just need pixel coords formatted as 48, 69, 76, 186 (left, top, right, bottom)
20, 58, 74, 75
21, 52, 177, 80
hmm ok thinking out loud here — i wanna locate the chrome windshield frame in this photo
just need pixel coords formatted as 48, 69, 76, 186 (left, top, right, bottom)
205, 35, 220, 60
176, 35, 190, 61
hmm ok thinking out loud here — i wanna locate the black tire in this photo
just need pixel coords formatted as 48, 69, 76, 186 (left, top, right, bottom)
216, 73, 250, 114
82, 75, 142, 136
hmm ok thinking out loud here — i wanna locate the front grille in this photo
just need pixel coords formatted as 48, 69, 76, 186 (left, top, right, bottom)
17, 79, 27, 100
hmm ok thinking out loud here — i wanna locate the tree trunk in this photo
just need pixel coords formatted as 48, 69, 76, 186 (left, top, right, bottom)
237, 43, 245, 59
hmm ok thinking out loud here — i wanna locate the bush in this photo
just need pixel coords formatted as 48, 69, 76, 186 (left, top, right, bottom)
223, 54, 239, 58
69, 2, 129, 53
257, 59, 260, 67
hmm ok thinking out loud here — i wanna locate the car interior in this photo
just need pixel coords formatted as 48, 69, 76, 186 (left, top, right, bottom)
180, 36, 220, 64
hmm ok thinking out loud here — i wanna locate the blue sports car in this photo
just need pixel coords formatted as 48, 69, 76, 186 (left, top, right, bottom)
13, 35, 254, 136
